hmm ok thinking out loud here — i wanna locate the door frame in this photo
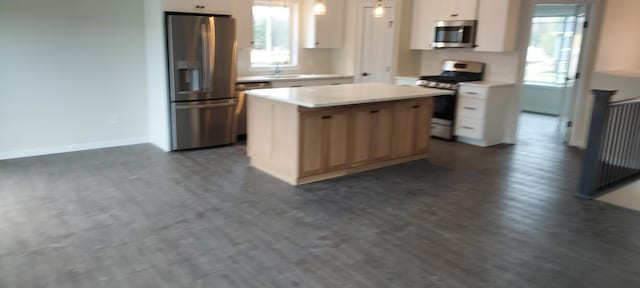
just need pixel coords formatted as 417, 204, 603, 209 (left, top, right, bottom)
512, 0, 603, 147
354, 0, 398, 83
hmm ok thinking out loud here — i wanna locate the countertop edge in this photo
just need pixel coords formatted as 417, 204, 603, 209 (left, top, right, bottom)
237, 74, 355, 83
246, 91, 453, 108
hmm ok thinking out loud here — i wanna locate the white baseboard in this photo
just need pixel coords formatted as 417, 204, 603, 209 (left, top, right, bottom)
571, 140, 586, 149
0, 137, 149, 160
148, 138, 172, 152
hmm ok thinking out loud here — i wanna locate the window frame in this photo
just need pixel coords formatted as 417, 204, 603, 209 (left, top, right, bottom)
249, 0, 299, 70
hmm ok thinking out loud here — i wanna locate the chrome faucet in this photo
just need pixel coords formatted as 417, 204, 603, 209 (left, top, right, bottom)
273, 64, 282, 77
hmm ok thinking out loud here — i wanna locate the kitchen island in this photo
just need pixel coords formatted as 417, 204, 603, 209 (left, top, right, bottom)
245, 83, 452, 185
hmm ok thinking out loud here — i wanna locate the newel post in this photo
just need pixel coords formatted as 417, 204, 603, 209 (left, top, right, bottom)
577, 90, 617, 199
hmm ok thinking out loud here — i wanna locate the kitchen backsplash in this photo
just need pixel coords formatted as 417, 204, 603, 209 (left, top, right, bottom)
236, 47, 336, 76
420, 49, 521, 83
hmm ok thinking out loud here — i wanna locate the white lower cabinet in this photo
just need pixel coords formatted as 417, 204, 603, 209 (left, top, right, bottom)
455, 117, 484, 139
455, 83, 515, 147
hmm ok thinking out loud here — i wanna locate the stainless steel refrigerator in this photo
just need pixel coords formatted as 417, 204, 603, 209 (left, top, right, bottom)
166, 14, 237, 150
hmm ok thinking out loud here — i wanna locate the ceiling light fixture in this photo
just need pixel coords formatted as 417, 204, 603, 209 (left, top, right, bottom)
314, 0, 327, 15
373, 0, 385, 18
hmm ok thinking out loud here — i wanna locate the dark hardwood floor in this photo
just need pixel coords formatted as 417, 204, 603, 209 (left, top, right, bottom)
1, 113, 640, 287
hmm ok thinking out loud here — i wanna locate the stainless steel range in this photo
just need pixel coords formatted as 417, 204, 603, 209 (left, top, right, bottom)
417, 60, 485, 140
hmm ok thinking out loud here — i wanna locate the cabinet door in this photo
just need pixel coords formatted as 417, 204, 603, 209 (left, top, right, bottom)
371, 105, 394, 162
443, 0, 478, 20
233, 0, 254, 49
351, 109, 373, 167
299, 112, 325, 177
299, 109, 350, 177
392, 99, 432, 157
198, 0, 232, 14
350, 104, 393, 166
410, 0, 438, 50
475, 0, 521, 52
163, 0, 199, 13
414, 99, 433, 154
325, 111, 350, 170
304, 0, 345, 48
393, 101, 418, 158
163, 0, 232, 14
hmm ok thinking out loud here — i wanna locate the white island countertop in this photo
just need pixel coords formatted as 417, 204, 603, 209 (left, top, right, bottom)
245, 83, 452, 108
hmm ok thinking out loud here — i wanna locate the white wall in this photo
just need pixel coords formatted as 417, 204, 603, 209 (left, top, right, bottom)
520, 85, 564, 115
594, 0, 640, 72
590, 72, 640, 101
144, 0, 171, 151
237, 47, 336, 76
0, 0, 149, 159
332, 0, 359, 76
395, 0, 422, 77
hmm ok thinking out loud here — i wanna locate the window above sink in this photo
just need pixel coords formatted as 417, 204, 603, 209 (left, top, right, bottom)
250, 0, 299, 69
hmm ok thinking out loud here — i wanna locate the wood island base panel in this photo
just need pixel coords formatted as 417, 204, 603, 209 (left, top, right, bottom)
247, 95, 434, 185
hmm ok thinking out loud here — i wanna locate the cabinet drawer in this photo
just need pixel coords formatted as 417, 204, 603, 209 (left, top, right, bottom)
459, 86, 488, 99
457, 97, 486, 120
455, 117, 484, 139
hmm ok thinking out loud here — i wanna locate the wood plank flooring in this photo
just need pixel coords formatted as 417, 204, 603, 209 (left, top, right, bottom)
1, 113, 640, 287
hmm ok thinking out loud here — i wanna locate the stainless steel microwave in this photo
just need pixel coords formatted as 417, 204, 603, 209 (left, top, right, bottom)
432, 20, 477, 48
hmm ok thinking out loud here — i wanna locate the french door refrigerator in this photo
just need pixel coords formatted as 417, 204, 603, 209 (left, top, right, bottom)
167, 14, 237, 150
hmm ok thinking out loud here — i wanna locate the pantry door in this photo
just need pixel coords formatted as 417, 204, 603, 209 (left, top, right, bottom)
359, 5, 395, 83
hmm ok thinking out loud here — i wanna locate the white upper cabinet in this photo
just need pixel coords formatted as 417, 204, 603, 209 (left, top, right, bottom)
303, 0, 345, 48
439, 0, 478, 21
475, 0, 521, 52
410, 0, 478, 50
410, 0, 439, 50
162, 0, 232, 15
233, 0, 254, 49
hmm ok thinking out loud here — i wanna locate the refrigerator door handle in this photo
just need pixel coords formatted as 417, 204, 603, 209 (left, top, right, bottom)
175, 100, 236, 110
200, 22, 209, 92
208, 17, 216, 90
230, 22, 237, 95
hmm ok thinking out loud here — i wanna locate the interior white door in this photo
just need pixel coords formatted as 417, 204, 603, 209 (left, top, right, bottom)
559, 5, 587, 143
360, 7, 395, 83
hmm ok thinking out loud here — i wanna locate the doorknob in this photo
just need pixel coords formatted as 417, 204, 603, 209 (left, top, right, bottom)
362, 72, 371, 77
